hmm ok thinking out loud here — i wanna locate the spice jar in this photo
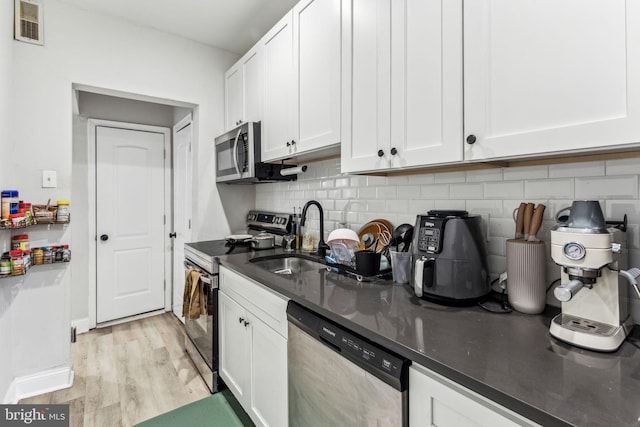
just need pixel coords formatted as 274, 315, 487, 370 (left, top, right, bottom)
19, 202, 32, 224
62, 245, 71, 262
12, 234, 29, 251
56, 200, 70, 222
10, 250, 24, 275
0, 254, 10, 275
54, 246, 64, 263
33, 247, 44, 265
42, 246, 53, 264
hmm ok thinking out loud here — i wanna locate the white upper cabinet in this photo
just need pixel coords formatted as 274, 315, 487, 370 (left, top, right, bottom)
294, 0, 342, 156
224, 45, 263, 132
341, 0, 463, 174
464, 0, 640, 161
262, 11, 297, 161
262, 0, 342, 162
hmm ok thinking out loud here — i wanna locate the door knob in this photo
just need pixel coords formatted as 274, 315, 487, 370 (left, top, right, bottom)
286, 141, 291, 147
169, 232, 177, 238
377, 149, 384, 157
466, 134, 477, 144
390, 147, 398, 155
100, 234, 109, 241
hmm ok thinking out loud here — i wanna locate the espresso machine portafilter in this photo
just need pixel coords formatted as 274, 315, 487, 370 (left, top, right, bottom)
549, 201, 640, 352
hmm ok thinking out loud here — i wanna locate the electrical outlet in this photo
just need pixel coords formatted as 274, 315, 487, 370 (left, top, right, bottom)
42, 170, 57, 188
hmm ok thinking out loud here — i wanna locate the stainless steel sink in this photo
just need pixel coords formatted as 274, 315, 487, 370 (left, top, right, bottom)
250, 255, 327, 275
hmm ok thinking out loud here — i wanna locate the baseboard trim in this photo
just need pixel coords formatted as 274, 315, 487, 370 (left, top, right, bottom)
71, 317, 91, 335
13, 367, 74, 403
2, 380, 17, 404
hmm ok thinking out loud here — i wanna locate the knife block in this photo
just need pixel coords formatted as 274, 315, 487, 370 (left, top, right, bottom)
506, 239, 546, 314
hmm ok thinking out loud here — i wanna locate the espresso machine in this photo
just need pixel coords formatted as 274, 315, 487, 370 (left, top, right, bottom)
550, 201, 640, 352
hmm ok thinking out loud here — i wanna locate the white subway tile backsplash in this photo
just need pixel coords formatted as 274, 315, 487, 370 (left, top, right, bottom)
466, 200, 503, 216
252, 157, 640, 325
342, 188, 358, 199
606, 158, 640, 176
466, 168, 503, 182
397, 185, 422, 199
450, 183, 484, 200
435, 200, 466, 210
549, 161, 605, 178
335, 177, 350, 188
605, 200, 640, 224
408, 174, 435, 184
409, 199, 435, 214
377, 186, 397, 199
485, 181, 524, 199
503, 165, 548, 180
525, 179, 573, 199
575, 176, 638, 199
489, 217, 517, 239
358, 186, 377, 199
421, 184, 450, 199
434, 171, 466, 184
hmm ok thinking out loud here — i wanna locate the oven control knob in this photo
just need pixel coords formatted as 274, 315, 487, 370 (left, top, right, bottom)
100, 234, 109, 241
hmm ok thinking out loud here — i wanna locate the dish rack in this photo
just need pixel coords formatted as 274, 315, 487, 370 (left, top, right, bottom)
324, 256, 392, 282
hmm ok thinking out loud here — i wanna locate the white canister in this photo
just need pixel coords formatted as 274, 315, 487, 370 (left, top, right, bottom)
506, 239, 546, 314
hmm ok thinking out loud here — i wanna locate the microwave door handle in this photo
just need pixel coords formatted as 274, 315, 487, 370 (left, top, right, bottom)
232, 127, 242, 176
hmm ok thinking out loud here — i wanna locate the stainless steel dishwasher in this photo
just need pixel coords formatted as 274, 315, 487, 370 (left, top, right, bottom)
287, 301, 410, 426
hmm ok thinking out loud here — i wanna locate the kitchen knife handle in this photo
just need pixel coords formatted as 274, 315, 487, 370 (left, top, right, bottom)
523, 203, 535, 239
528, 204, 546, 241
514, 202, 527, 239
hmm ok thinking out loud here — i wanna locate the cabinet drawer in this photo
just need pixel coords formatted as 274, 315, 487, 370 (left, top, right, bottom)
220, 266, 289, 338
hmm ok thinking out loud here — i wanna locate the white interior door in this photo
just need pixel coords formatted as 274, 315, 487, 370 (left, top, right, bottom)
172, 115, 193, 320
96, 125, 166, 323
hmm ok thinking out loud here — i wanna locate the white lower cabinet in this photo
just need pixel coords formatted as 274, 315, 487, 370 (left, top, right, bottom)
219, 266, 288, 427
409, 364, 540, 427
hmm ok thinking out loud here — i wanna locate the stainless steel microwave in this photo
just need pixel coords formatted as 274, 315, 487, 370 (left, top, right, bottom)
215, 122, 295, 183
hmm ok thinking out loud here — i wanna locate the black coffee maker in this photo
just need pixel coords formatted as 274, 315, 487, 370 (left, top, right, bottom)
411, 210, 490, 304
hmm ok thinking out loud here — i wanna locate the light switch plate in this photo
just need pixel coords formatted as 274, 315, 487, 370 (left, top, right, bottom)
42, 170, 57, 188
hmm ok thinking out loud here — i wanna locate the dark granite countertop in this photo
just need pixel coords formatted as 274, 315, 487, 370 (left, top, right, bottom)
218, 248, 640, 427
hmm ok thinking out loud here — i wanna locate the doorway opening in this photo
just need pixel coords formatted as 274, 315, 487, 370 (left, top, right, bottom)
72, 85, 196, 331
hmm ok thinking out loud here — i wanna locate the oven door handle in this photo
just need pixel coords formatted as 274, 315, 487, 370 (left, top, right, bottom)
184, 260, 215, 285
232, 127, 242, 177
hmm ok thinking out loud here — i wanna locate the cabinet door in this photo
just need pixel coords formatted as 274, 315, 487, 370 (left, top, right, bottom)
224, 63, 243, 131
409, 364, 539, 427
341, 0, 392, 173
293, 0, 341, 155
219, 291, 250, 407
243, 45, 263, 125
262, 11, 297, 161
389, 0, 463, 168
341, 0, 463, 174
249, 316, 288, 427
464, 0, 640, 161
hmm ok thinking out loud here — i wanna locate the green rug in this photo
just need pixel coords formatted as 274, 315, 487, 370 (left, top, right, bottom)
136, 391, 252, 427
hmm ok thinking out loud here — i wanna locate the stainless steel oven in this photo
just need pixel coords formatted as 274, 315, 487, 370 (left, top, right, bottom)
183, 210, 292, 393
183, 255, 220, 392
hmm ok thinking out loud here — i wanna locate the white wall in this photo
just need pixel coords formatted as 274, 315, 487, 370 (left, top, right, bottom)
255, 158, 640, 323
3, 0, 254, 400
0, 0, 14, 401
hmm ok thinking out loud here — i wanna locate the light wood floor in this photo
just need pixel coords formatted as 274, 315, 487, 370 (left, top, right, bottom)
20, 313, 211, 427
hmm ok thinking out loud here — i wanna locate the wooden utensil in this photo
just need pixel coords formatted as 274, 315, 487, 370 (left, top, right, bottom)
527, 204, 546, 241
523, 203, 535, 240
515, 202, 527, 239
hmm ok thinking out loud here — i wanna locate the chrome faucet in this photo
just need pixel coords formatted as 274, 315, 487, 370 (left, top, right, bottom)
300, 200, 330, 257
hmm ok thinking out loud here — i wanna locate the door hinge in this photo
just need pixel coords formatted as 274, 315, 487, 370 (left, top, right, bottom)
71, 326, 77, 343
164, 215, 166, 225
164, 279, 166, 290
164, 148, 166, 159
189, 143, 192, 152
189, 219, 191, 229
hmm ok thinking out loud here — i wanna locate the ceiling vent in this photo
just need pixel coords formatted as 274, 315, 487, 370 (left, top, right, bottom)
14, 0, 43, 45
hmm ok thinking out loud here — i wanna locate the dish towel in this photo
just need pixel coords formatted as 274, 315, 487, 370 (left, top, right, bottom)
182, 268, 206, 320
